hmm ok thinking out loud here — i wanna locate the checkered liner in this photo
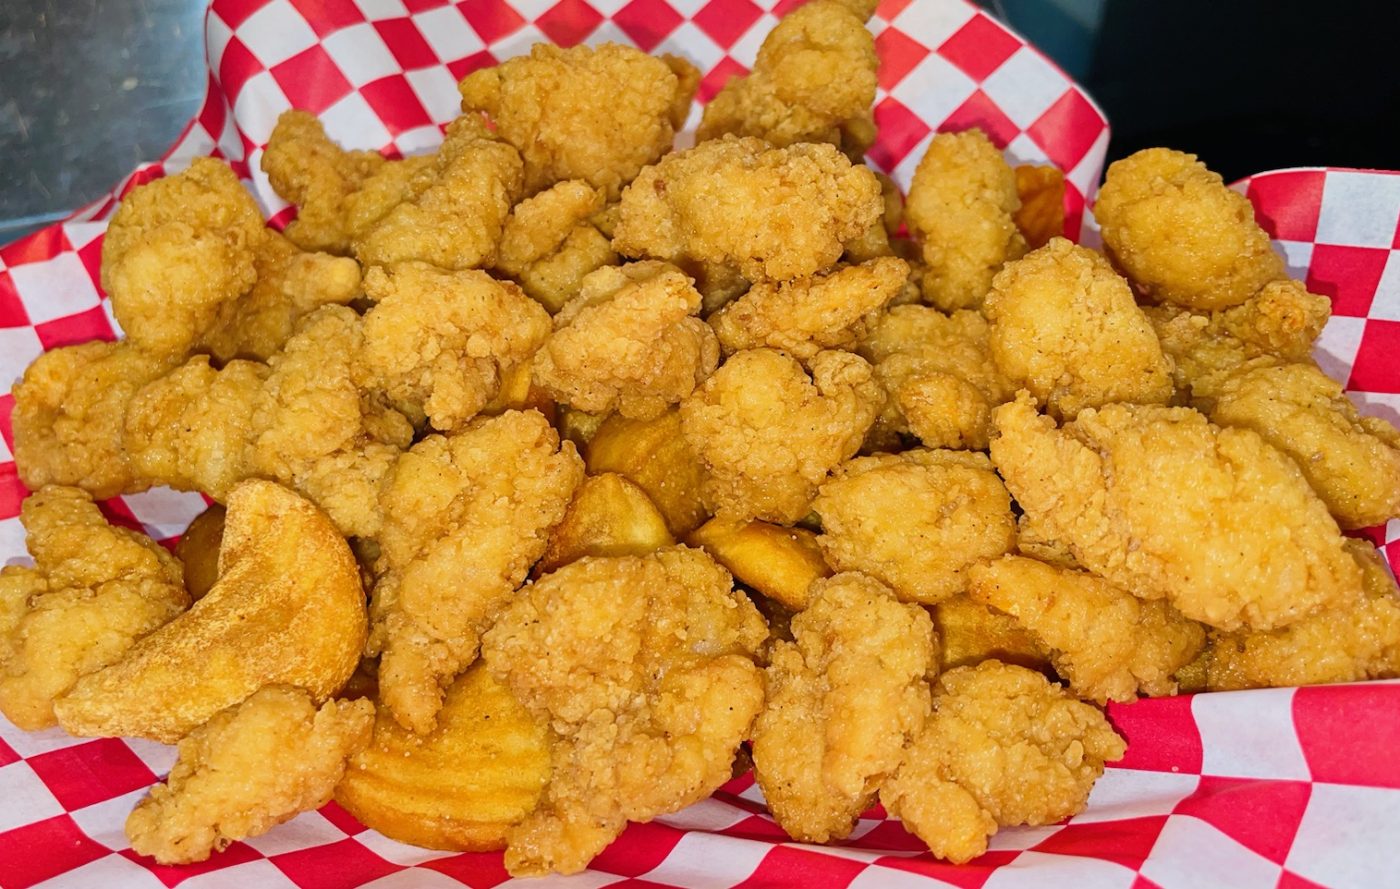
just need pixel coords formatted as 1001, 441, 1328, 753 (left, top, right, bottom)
1, 1, 1398, 887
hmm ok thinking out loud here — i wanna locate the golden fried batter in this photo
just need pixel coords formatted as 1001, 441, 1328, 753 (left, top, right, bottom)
814, 450, 1016, 604
613, 136, 883, 281
1094, 148, 1284, 310
990, 393, 1363, 631
680, 349, 882, 523
532, 262, 719, 419
481, 547, 766, 875
0, 487, 187, 730
883, 661, 1125, 864
983, 238, 1174, 420
492, 179, 618, 313
753, 572, 935, 842
127, 687, 372, 864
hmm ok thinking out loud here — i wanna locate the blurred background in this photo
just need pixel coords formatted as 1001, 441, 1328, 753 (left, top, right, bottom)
0, 0, 1394, 245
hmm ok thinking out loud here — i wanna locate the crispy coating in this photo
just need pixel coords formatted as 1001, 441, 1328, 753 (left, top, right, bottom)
11, 341, 173, 498
968, 555, 1205, 703
1200, 539, 1400, 690
359, 262, 552, 432
882, 662, 1125, 864
493, 179, 618, 313
904, 129, 1026, 311
932, 596, 1048, 673
680, 349, 882, 523
814, 450, 1016, 604
533, 262, 719, 419
697, 0, 878, 158
710, 257, 907, 362
613, 136, 883, 281
459, 43, 689, 199
1207, 361, 1400, 529
370, 411, 584, 734
660, 53, 701, 129
1095, 148, 1284, 310
127, 687, 372, 864
983, 239, 1174, 420
857, 306, 1013, 450
0, 487, 187, 730
481, 547, 767, 875
989, 393, 1363, 631
753, 572, 935, 842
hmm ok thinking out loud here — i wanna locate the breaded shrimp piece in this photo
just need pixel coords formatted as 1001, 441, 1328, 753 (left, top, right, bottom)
370, 411, 584, 733
481, 547, 766, 875
492, 179, 618, 313
989, 393, 1363, 631
1094, 148, 1284, 310
856, 305, 1013, 451
983, 238, 1174, 420
753, 572, 935, 842
968, 555, 1205, 703
698, 0, 878, 159
358, 262, 552, 432
883, 661, 1125, 864
126, 687, 373, 864
1208, 360, 1400, 529
459, 43, 692, 199
710, 257, 907, 362
904, 129, 1026, 311
533, 262, 719, 419
1198, 539, 1400, 691
613, 136, 883, 281
680, 349, 882, 524
0, 486, 188, 730
11, 341, 173, 498
814, 450, 1016, 604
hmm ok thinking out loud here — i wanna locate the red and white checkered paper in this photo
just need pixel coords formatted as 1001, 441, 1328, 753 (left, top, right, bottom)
2, 1, 1399, 887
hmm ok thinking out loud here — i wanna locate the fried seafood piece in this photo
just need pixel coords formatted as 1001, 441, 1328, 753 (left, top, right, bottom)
904, 129, 1026, 311
175, 504, 225, 601
336, 665, 550, 852
813, 450, 1016, 604
1196, 539, 1400, 691
11, 341, 173, 498
358, 262, 551, 432
370, 411, 584, 734
680, 349, 882, 524
126, 687, 373, 864
1013, 164, 1065, 249
1207, 361, 1400, 529
492, 179, 618, 313
613, 136, 883, 281
687, 517, 830, 609
989, 393, 1363, 631
585, 408, 711, 536
697, 0, 878, 158
753, 573, 935, 843
856, 305, 1013, 450
533, 262, 719, 419
932, 596, 1049, 673
1094, 148, 1284, 310
459, 43, 694, 199
883, 661, 1125, 864
0, 486, 188, 730
709, 257, 908, 362
968, 555, 1205, 703
54, 480, 366, 743
481, 547, 767, 875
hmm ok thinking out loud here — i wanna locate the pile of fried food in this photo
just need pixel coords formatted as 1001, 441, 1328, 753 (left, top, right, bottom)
3, 0, 1399, 877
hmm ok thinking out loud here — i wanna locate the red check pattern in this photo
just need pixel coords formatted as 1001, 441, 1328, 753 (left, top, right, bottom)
1, 1, 1398, 887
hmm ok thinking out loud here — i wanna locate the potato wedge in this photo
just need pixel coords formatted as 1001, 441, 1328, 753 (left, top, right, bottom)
687, 517, 830, 609
933, 595, 1049, 673
174, 503, 225, 601
1013, 164, 1065, 250
336, 664, 549, 852
482, 361, 556, 422
584, 408, 709, 535
537, 473, 674, 574
54, 480, 366, 743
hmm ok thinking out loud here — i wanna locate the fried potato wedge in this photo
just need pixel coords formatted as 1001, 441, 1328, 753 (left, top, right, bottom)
336, 664, 549, 851
556, 405, 610, 450
54, 480, 366, 743
537, 473, 674, 574
932, 595, 1050, 674
483, 361, 557, 422
584, 408, 709, 535
174, 504, 225, 601
1013, 164, 1065, 251
687, 518, 830, 609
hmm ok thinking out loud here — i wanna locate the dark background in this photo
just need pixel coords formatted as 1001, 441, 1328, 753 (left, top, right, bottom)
0, 0, 1395, 245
